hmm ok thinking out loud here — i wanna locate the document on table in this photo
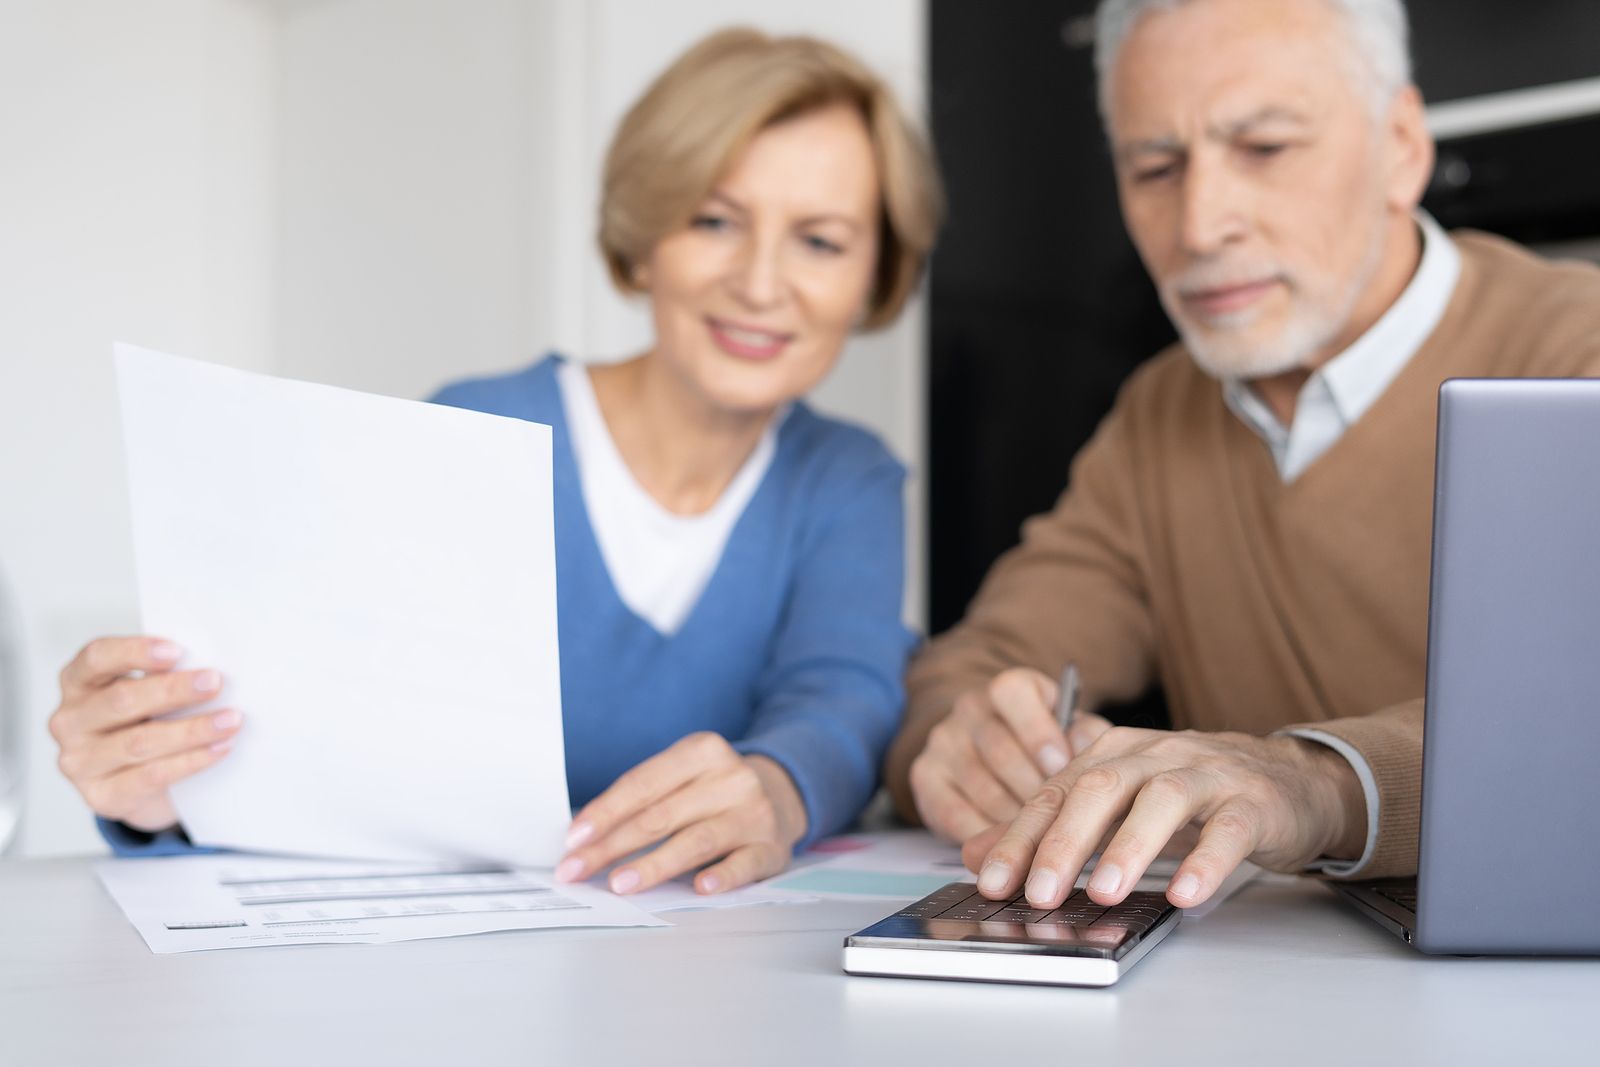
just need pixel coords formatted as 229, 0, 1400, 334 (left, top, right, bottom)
767, 831, 969, 900
114, 344, 569, 866
617, 872, 816, 913
97, 855, 668, 954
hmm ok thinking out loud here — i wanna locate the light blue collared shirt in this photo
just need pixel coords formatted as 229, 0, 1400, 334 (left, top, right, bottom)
1225, 214, 1461, 877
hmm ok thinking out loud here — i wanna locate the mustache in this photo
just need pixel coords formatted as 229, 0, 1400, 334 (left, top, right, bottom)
1164, 261, 1291, 299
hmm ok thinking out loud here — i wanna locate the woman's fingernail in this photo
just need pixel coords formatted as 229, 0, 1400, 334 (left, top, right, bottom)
554, 857, 584, 883
698, 873, 721, 894
213, 709, 242, 731
151, 641, 183, 663
609, 868, 641, 894
1037, 745, 1069, 775
977, 861, 1011, 895
1088, 862, 1123, 896
192, 670, 221, 693
1026, 868, 1060, 905
209, 740, 233, 755
565, 821, 593, 850
1171, 872, 1201, 902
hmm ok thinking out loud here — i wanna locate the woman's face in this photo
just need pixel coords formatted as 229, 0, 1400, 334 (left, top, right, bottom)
642, 103, 882, 416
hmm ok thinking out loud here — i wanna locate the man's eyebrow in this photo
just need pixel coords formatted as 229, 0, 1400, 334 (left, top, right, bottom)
1211, 105, 1312, 138
1116, 136, 1183, 164
1116, 106, 1315, 162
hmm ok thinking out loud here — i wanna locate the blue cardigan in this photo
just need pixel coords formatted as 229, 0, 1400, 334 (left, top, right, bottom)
101, 355, 914, 855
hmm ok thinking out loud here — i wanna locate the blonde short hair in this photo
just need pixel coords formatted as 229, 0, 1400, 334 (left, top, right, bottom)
599, 28, 944, 331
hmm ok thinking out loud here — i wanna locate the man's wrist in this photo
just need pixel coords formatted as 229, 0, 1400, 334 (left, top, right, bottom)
1292, 737, 1369, 861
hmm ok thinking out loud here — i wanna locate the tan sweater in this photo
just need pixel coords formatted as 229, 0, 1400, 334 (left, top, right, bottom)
891, 232, 1600, 878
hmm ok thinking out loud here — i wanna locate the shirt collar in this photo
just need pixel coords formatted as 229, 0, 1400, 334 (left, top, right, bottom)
1223, 211, 1462, 438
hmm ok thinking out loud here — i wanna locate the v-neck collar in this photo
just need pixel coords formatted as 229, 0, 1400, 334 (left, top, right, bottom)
542, 357, 793, 642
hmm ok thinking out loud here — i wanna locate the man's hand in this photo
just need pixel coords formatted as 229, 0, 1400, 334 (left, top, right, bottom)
50, 636, 241, 833
908, 667, 1111, 842
554, 733, 807, 896
967, 727, 1367, 909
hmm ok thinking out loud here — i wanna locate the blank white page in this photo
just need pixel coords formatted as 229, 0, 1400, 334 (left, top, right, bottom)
115, 344, 568, 865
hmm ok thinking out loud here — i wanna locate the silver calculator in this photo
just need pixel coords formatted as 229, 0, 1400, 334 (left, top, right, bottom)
843, 880, 1180, 987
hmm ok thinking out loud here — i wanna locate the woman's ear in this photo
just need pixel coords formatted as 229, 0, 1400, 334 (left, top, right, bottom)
631, 260, 652, 290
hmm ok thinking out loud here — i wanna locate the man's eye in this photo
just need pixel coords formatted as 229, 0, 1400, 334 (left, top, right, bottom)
1245, 143, 1288, 159
1132, 163, 1178, 184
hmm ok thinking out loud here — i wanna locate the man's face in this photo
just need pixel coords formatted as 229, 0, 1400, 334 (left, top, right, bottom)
1107, 0, 1419, 380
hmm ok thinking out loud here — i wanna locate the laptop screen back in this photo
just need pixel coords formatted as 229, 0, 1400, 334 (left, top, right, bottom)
1419, 379, 1600, 954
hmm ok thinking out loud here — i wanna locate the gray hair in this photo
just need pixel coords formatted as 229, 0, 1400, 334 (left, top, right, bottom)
1093, 0, 1413, 119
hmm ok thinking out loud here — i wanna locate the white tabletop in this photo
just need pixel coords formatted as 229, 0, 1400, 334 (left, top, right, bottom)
3, 849, 1596, 1066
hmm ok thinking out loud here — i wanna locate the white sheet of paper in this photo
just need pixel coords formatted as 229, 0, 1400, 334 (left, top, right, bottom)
614, 873, 816, 914
765, 832, 971, 900
96, 855, 667, 953
115, 344, 569, 865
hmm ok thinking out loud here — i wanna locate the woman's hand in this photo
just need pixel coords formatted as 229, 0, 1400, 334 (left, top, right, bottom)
49, 637, 242, 832
554, 732, 807, 895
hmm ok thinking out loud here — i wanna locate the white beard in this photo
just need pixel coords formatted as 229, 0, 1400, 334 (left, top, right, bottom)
1162, 222, 1387, 382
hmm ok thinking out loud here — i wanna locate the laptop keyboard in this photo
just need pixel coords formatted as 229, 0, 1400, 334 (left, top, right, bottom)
895, 882, 1173, 943
1371, 882, 1418, 913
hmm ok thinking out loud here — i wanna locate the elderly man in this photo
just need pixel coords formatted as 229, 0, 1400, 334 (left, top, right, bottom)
888, 0, 1600, 912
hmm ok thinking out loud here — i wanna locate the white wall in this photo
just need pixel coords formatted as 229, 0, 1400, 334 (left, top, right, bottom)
0, 0, 280, 855
273, 0, 571, 403
0, 0, 928, 856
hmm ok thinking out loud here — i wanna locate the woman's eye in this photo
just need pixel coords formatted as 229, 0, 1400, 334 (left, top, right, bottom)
802, 234, 844, 255
691, 213, 732, 232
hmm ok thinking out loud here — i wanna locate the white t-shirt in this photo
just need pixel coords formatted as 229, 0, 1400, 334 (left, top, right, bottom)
555, 359, 783, 636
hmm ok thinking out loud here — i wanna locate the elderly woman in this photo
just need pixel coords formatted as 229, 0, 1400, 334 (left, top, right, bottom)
49, 28, 943, 895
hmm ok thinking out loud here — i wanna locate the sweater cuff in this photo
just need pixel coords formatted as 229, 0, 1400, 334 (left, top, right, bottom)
1279, 728, 1380, 877
733, 720, 874, 852
1283, 698, 1425, 879
96, 816, 212, 858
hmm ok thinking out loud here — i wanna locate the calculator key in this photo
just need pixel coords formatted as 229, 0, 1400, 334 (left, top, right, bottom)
935, 898, 1012, 921
897, 884, 980, 916
992, 906, 1054, 923
1038, 908, 1108, 926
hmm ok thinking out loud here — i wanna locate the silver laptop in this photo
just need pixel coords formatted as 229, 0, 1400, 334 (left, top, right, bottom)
1337, 378, 1600, 955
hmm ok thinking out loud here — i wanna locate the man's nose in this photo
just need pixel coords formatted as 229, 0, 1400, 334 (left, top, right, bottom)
1178, 158, 1248, 258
